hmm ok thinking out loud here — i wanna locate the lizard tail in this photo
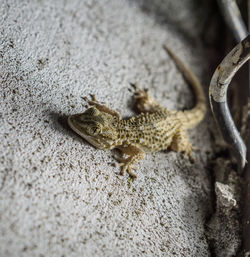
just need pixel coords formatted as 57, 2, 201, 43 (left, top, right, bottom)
164, 44, 207, 129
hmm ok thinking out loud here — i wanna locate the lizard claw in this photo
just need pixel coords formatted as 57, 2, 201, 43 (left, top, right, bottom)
130, 83, 159, 113
183, 145, 195, 163
120, 163, 137, 178
132, 83, 149, 99
83, 94, 98, 105
114, 156, 138, 178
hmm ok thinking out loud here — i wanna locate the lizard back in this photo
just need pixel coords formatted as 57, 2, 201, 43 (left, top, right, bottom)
118, 110, 181, 152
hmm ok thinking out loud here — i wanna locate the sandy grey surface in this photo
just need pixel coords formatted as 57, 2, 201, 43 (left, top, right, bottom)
0, 0, 237, 256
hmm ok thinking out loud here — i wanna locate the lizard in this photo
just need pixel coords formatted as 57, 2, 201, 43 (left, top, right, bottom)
68, 45, 207, 178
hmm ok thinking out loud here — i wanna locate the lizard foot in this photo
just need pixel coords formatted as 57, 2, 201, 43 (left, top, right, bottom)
132, 82, 150, 99
83, 95, 121, 118
171, 129, 195, 162
179, 143, 195, 163
131, 82, 163, 113
114, 144, 145, 178
113, 155, 138, 178
83, 94, 99, 105
120, 163, 137, 179
183, 149, 195, 163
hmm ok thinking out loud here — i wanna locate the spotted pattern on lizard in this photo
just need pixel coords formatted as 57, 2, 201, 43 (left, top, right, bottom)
68, 45, 207, 178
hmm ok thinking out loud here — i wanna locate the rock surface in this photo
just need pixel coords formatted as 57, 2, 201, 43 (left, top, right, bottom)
0, 0, 229, 256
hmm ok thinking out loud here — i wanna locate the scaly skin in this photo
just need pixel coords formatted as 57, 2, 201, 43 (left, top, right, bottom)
68, 45, 207, 178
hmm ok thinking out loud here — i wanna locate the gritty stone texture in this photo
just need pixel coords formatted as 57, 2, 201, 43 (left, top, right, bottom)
0, 0, 220, 256
206, 157, 242, 256
215, 182, 237, 208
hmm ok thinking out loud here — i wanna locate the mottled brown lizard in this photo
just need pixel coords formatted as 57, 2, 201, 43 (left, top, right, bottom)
68, 45, 207, 178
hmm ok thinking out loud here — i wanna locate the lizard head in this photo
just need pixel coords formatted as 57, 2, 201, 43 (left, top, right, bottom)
68, 107, 119, 149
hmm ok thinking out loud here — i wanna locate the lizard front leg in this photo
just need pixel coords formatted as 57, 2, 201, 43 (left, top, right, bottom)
132, 83, 167, 113
115, 144, 145, 178
84, 95, 121, 118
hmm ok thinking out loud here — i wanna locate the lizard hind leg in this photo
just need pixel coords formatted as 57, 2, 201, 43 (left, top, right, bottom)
132, 83, 166, 113
170, 128, 194, 161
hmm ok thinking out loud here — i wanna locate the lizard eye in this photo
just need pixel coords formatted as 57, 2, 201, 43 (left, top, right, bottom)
88, 126, 101, 135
